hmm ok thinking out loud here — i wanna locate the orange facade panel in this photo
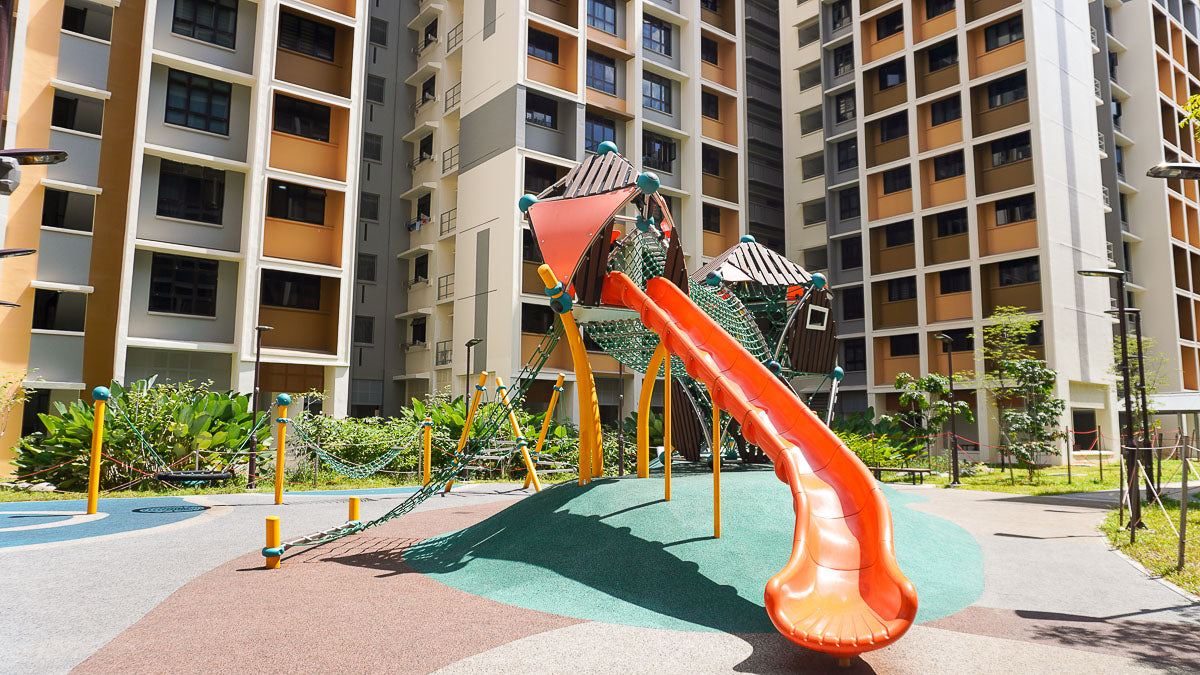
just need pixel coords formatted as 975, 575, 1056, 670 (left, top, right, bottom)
262, 217, 343, 266
700, 37, 738, 90
701, 91, 738, 144
869, 176, 913, 220
867, 82, 907, 115
260, 280, 340, 354
701, 152, 739, 203
587, 26, 630, 56
977, 201, 1037, 256
973, 98, 1029, 136
983, 280, 1041, 314
875, 351, 921, 386
915, 6, 955, 42
975, 159, 1033, 195
873, 296, 918, 329
925, 232, 969, 264
925, 276, 972, 322
864, 32, 904, 65
702, 206, 739, 257
868, 136, 909, 168
269, 103, 349, 181
700, 5, 736, 34
586, 87, 628, 116
528, 48, 579, 94
1183, 345, 1198, 391
300, 0, 355, 18
530, 0, 578, 27
525, 332, 575, 371
968, 33, 1025, 79
924, 174, 966, 208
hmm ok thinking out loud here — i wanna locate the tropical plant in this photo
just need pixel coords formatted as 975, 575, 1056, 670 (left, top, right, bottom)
836, 430, 904, 468
0, 370, 29, 441
620, 409, 664, 448
883, 372, 974, 458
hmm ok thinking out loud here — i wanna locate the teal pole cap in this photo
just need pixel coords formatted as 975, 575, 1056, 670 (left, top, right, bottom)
92, 386, 110, 401
276, 393, 292, 406
596, 140, 619, 155
518, 194, 538, 213
810, 272, 827, 289
635, 215, 653, 232
636, 172, 660, 195
767, 360, 782, 374
739, 234, 755, 243
705, 271, 722, 286
832, 366, 844, 381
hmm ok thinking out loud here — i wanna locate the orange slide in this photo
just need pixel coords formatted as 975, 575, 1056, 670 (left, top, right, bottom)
602, 271, 918, 657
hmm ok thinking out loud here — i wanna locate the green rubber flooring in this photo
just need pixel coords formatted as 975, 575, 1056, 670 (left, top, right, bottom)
406, 466, 983, 632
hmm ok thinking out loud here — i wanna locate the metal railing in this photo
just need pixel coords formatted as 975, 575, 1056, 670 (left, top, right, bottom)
437, 273, 454, 300
1102, 185, 1112, 209
446, 22, 463, 52
442, 144, 459, 173
444, 82, 461, 112
412, 95, 437, 115
1098, 131, 1106, 154
1094, 78, 1102, 99
435, 340, 452, 366
439, 208, 456, 236
412, 36, 438, 56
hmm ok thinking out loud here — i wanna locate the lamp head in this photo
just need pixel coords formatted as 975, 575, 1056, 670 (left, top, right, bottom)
934, 333, 953, 344
0, 248, 36, 259
0, 149, 68, 165
1147, 162, 1200, 180
466, 338, 483, 347
1077, 268, 1126, 279
255, 325, 275, 332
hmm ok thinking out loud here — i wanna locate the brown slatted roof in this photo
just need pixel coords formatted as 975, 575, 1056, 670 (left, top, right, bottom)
691, 240, 812, 288
558, 151, 637, 198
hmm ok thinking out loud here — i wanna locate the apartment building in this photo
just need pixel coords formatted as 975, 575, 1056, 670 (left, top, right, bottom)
376, 0, 770, 423
780, 0, 1119, 459
0, 0, 368, 467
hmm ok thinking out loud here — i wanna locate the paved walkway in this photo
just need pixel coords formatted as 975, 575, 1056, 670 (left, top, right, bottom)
2, 478, 1197, 674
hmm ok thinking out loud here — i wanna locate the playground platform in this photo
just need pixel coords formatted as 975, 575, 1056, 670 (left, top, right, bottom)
2, 473, 1198, 674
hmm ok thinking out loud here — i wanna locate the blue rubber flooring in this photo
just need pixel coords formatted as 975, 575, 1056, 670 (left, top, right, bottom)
0, 497, 209, 549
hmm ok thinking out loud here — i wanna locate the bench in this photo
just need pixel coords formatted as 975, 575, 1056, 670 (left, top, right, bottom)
868, 467, 932, 485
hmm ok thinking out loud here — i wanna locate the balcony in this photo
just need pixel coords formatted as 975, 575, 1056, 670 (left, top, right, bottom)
867, 173, 913, 221
700, 0, 736, 34
866, 131, 909, 168
524, 332, 575, 371
925, 272, 973, 322
275, 13, 355, 98
971, 94, 1029, 137
978, 202, 1037, 256
527, 27, 578, 94
269, 105, 349, 182
36, 229, 93, 287
919, 112, 962, 153
407, 278, 433, 308
701, 147, 740, 203
968, 21, 1026, 79
702, 204, 740, 258
530, 0, 578, 27
869, 226, 915, 274
262, 193, 345, 267
700, 31, 738, 90
865, 66, 908, 115
874, 336, 921, 386
57, 30, 110, 91
915, 1, 956, 42
872, 284, 919, 329
260, 278, 340, 354
701, 89, 738, 145
921, 165, 967, 209
917, 53, 960, 97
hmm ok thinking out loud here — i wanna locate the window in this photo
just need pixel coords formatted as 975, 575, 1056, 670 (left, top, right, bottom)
420, 76, 435, 103
359, 193, 379, 222
701, 91, 720, 119
357, 253, 377, 282
157, 159, 225, 224
800, 108, 822, 135
995, 193, 1035, 225
525, 161, 559, 193
643, 132, 676, 172
273, 94, 330, 142
362, 133, 382, 162
32, 289, 86, 332
840, 237, 862, 269
702, 204, 721, 232
422, 18, 437, 47
831, 0, 851, 30
843, 337, 866, 370
876, 10, 903, 40
836, 138, 857, 171
42, 188, 93, 232
267, 179, 325, 225
833, 44, 854, 77
939, 268, 971, 294
930, 95, 961, 126
643, 72, 672, 113
939, 328, 973, 352
984, 15, 1023, 51
835, 91, 856, 123
584, 114, 615, 152
926, 0, 954, 19
522, 229, 544, 262
990, 131, 1031, 167
353, 316, 374, 344
701, 0, 720, 12
366, 75, 385, 103
797, 21, 820, 48
877, 60, 906, 90
521, 303, 555, 334
165, 69, 231, 135
644, 16, 671, 56
933, 151, 965, 180
702, 146, 721, 176
987, 72, 1027, 108
172, 0, 237, 49
927, 40, 957, 71
884, 221, 913, 247
418, 134, 433, 159
279, 12, 335, 61
369, 17, 387, 46
890, 334, 919, 356
935, 209, 968, 237
526, 92, 558, 129
62, 4, 87, 33
700, 36, 718, 65
413, 253, 429, 280
841, 287, 864, 320
149, 253, 219, 316
528, 28, 559, 63
881, 167, 911, 194
261, 269, 321, 310
416, 194, 431, 219
587, 0, 617, 34
839, 188, 860, 219
879, 113, 908, 142
997, 256, 1039, 286
410, 316, 427, 344
586, 51, 617, 95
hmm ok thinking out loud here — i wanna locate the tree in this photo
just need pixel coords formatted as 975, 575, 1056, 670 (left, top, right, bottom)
1182, 95, 1200, 138
995, 359, 1066, 478
0, 370, 29, 441
884, 372, 974, 460
978, 306, 1038, 376
1111, 331, 1170, 440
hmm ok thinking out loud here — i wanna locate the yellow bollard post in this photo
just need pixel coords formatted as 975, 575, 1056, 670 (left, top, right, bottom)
528, 373, 565, 489
422, 416, 433, 486
497, 375, 542, 492
349, 496, 360, 523
274, 394, 290, 506
86, 386, 109, 516
664, 355, 672, 502
637, 344, 666, 479
445, 371, 489, 492
712, 395, 722, 539
265, 516, 281, 569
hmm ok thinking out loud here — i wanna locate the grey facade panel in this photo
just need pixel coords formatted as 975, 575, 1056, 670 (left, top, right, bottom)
124, 347, 232, 389
57, 31, 110, 91
484, 0, 497, 39
152, 0, 257, 74
459, 85, 519, 174
126, 250, 238, 344
36, 229, 93, 286
47, 130, 101, 187
136, 155, 244, 252
473, 229, 490, 372
28, 333, 85, 384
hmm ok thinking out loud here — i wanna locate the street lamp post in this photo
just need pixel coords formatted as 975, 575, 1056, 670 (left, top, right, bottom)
465, 338, 482, 396
1107, 307, 1156, 500
1078, 268, 1141, 540
935, 333, 961, 486
249, 325, 274, 489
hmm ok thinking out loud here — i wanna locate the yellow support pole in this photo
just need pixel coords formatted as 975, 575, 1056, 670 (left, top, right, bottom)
637, 343, 667, 479
86, 386, 109, 516
712, 394, 722, 539
527, 373, 565, 489
265, 516, 281, 569
497, 375, 542, 492
422, 416, 433, 486
537, 263, 602, 484
444, 371, 489, 492
664, 356, 672, 502
349, 496, 360, 522
274, 394, 290, 506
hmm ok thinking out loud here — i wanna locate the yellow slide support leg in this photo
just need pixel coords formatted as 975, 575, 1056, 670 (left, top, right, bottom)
497, 375, 542, 492
422, 416, 433, 486
664, 355, 672, 502
637, 342, 667, 479
528, 373, 566, 489
445, 371, 489, 493
712, 393, 721, 539
86, 387, 109, 516
274, 395, 289, 506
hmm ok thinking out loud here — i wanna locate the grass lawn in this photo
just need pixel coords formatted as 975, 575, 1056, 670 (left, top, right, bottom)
878, 458, 1187, 497
1100, 497, 1200, 596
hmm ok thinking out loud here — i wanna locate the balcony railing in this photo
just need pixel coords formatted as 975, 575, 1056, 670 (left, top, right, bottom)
1102, 185, 1112, 209
439, 208, 457, 235
1094, 78, 1102, 99
435, 339, 452, 366
1091, 26, 1099, 49
442, 144, 459, 173
1098, 131, 1106, 154
437, 273, 455, 300
445, 82, 461, 112
407, 153, 433, 170
446, 22, 463, 53
412, 36, 438, 56
412, 94, 437, 115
